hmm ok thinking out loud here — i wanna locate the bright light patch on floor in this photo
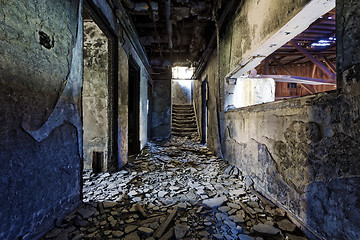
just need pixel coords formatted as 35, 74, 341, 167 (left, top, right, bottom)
172, 66, 194, 80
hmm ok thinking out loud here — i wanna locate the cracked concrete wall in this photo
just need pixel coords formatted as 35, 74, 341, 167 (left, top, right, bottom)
82, 21, 109, 171
0, 1, 82, 239
194, 0, 311, 155
224, 88, 360, 239
151, 80, 171, 139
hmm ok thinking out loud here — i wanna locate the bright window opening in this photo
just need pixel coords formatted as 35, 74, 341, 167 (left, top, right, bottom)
172, 67, 194, 105
172, 66, 194, 80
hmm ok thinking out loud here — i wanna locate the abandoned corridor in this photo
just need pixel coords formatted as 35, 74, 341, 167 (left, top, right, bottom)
41, 137, 307, 240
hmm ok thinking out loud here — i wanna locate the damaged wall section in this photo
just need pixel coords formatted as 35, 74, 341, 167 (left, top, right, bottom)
82, 20, 109, 171
193, 0, 360, 238
151, 80, 172, 140
0, 1, 82, 239
224, 90, 360, 239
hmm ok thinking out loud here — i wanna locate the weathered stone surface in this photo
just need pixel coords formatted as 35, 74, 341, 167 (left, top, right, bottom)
138, 227, 154, 236
125, 225, 139, 233
238, 234, 255, 240
124, 232, 141, 240
253, 224, 281, 235
77, 208, 94, 219
277, 219, 296, 232
203, 196, 227, 208
174, 224, 190, 239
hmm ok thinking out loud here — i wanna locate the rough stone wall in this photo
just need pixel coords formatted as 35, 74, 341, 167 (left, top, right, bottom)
151, 80, 171, 139
82, 21, 109, 170
0, 1, 82, 239
172, 81, 192, 105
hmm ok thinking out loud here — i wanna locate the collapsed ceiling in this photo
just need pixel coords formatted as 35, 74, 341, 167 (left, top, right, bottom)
121, 0, 227, 80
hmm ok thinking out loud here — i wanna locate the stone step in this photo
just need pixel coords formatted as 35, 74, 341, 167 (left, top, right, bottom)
172, 125, 197, 130
172, 127, 197, 132
172, 112, 194, 116
172, 110, 195, 114
172, 119, 196, 123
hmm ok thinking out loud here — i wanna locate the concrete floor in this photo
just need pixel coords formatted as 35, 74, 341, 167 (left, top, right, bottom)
41, 137, 308, 240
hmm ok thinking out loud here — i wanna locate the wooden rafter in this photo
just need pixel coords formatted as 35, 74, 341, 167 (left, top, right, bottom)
289, 40, 335, 82
271, 56, 314, 94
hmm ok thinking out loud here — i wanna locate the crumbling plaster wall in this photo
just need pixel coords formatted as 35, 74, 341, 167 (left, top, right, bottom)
82, 21, 109, 170
224, 90, 360, 239
151, 80, 172, 139
0, 1, 82, 239
195, 0, 311, 156
90, 0, 151, 157
193, 0, 360, 239
118, 47, 129, 168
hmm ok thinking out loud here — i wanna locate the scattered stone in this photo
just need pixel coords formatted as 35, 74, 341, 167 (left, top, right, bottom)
277, 219, 296, 232
229, 215, 245, 223
77, 208, 94, 219
227, 203, 241, 209
238, 234, 255, 240
103, 201, 117, 208
199, 230, 210, 237
113, 231, 124, 237
158, 191, 168, 198
203, 196, 227, 208
286, 233, 308, 240
253, 223, 281, 235
138, 227, 154, 236
124, 231, 141, 240
125, 225, 139, 233
218, 206, 231, 213
174, 224, 190, 239
41, 137, 309, 240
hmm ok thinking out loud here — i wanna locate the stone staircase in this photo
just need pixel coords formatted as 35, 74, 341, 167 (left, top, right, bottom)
172, 104, 198, 137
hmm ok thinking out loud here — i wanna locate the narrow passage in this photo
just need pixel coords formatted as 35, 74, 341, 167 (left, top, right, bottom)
42, 137, 308, 240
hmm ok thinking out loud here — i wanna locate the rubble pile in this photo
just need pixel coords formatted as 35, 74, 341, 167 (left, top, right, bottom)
41, 137, 308, 240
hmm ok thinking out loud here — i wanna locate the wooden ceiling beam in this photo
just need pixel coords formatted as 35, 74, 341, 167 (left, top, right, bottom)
271, 56, 315, 94
320, 55, 336, 73
289, 40, 335, 81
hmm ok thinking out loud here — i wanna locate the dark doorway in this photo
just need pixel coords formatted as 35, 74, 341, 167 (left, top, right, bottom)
201, 78, 208, 144
128, 57, 140, 155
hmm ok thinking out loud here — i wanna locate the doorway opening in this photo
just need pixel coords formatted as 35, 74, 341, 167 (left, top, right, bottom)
128, 57, 141, 155
82, 5, 118, 173
171, 66, 194, 105
201, 78, 208, 144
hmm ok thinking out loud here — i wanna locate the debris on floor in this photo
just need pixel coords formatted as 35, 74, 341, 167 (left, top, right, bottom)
41, 137, 308, 240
